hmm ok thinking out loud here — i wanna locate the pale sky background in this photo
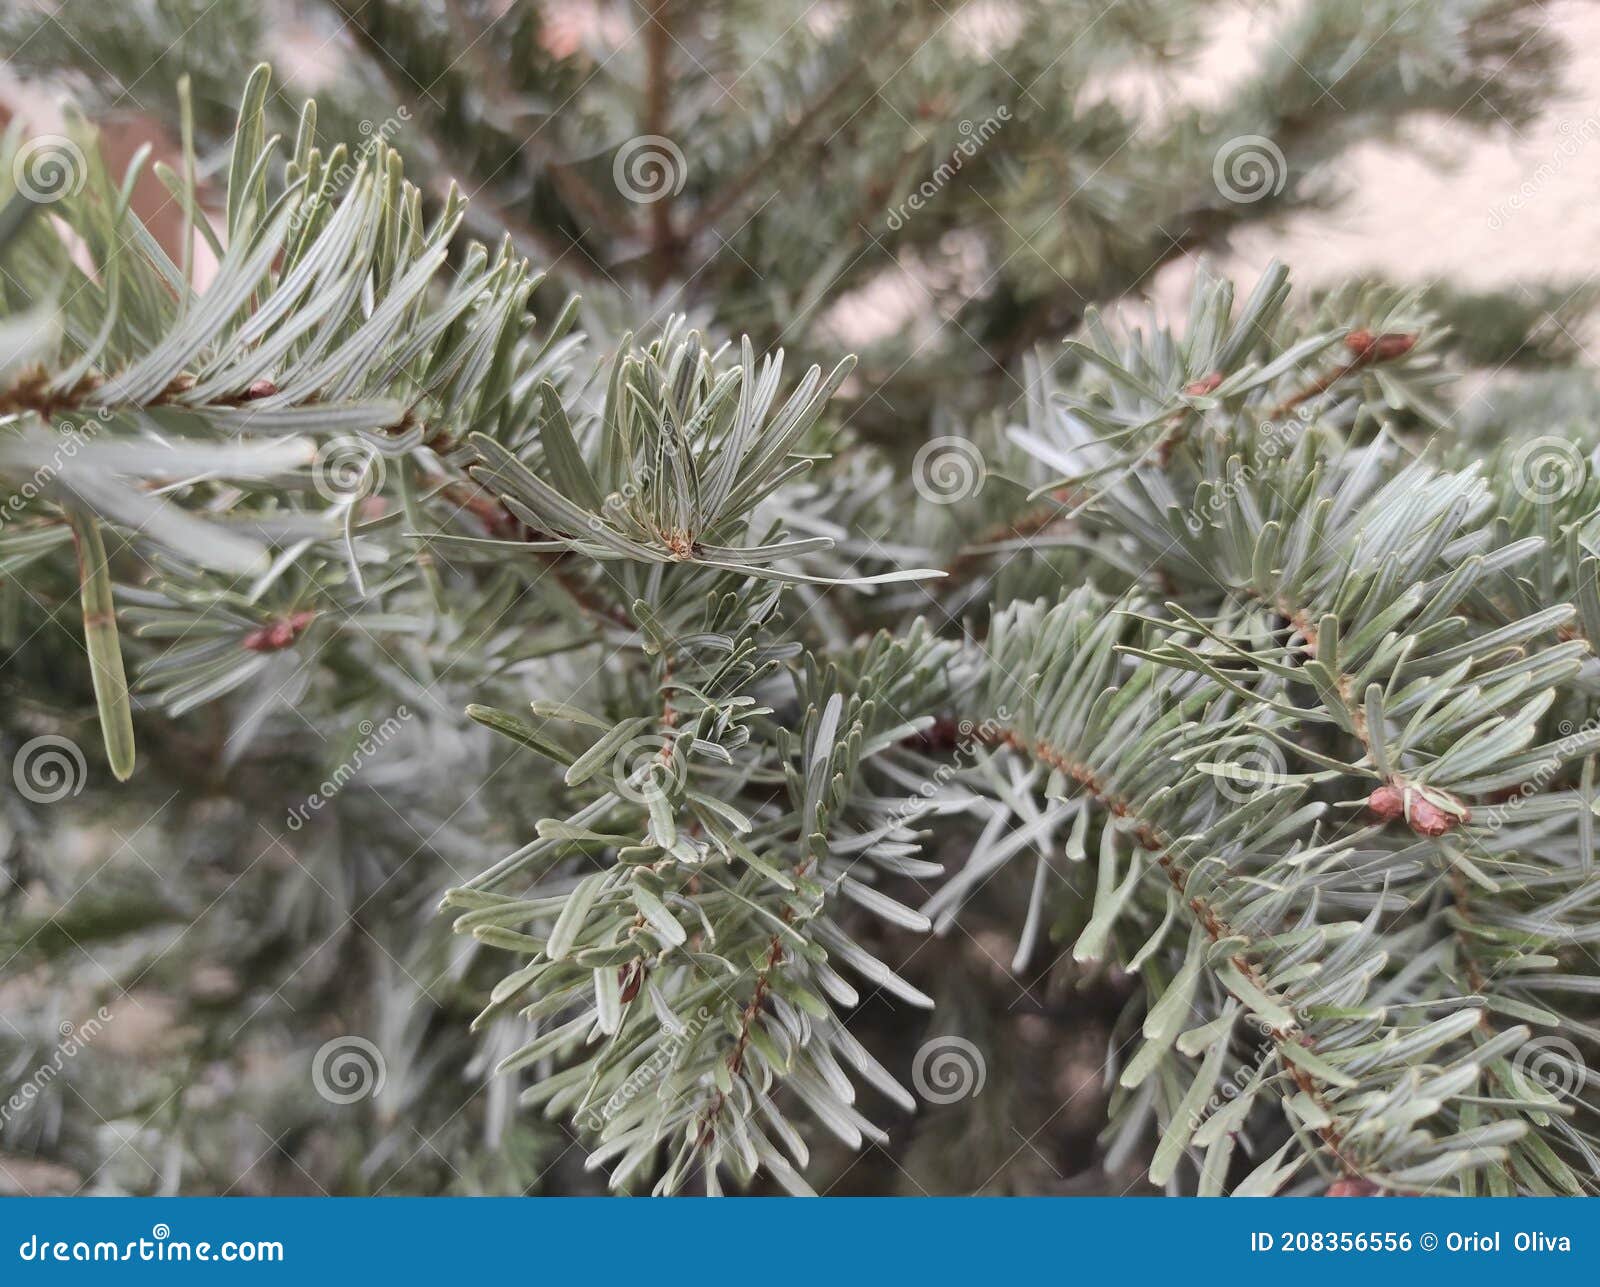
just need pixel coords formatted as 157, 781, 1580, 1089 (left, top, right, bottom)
1175, 0, 1600, 310
4, 1, 1597, 346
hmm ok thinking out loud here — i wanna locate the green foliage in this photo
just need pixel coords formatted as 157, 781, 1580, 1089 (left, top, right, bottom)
2, 3, 1598, 1198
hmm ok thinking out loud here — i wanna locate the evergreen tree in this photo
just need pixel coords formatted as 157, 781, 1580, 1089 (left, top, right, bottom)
1, 2, 1597, 1196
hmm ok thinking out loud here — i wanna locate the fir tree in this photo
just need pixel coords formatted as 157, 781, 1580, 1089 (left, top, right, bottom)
1, 2, 1597, 1197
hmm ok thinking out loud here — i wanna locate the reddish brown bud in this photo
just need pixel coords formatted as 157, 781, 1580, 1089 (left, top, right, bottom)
1407, 793, 1457, 837
1343, 329, 1376, 359
618, 960, 645, 1004
1372, 332, 1417, 361
1326, 1178, 1382, 1197
1366, 784, 1406, 822
243, 623, 290, 652
907, 715, 964, 752
242, 611, 317, 653
1343, 329, 1416, 363
1183, 372, 1224, 397
242, 378, 278, 401
1366, 782, 1468, 836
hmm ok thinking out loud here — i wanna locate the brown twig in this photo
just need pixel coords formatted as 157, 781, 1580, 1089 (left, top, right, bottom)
548, 162, 636, 242
981, 721, 1365, 1180
693, 857, 810, 1151
1268, 329, 1417, 420
643, 0, 677, 287
429, 475, 635, 629
942, 486, 1080, 581
690, 52, 874, 238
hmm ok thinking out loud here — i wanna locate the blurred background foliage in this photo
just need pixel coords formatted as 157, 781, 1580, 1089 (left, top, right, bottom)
1, 0, 1597, 1195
